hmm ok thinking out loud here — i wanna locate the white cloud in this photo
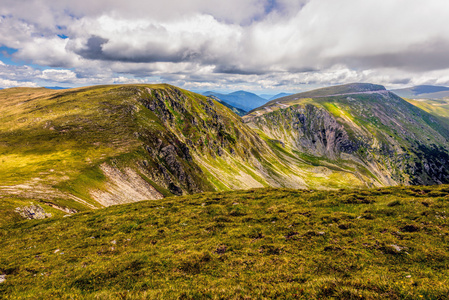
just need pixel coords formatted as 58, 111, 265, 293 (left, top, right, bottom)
40, 69, 77, 82
0, 78, 38, 88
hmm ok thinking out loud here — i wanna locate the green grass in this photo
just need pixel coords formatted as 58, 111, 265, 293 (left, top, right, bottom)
1, 185, 448, 299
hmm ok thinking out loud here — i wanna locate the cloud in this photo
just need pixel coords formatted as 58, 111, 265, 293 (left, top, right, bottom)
1, 0, 449, 92
0, 78, 38, 88
0, 61, 40, 80
40, 69, 77, 82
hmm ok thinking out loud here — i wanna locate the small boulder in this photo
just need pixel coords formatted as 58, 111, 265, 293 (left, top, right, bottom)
338, 224, 349, 230
15, 205, 52, 220
383, 244, 404, 254
215, 245, 227, 254
401, 224, 419, 232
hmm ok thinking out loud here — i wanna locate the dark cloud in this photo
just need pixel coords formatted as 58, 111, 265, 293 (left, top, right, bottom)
76, 35, 109, 60
213, 65, 266, 75
390, 78, 412, 85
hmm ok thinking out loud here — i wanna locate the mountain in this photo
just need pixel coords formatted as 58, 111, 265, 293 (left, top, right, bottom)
245, 83, 449, 186
2, 184, 448, 298
202, 90, 268, 111
0, 84, 356, 220
206, 95, 246, 116
259, 93, 275, 100
259, 93, 292, 100
260, 83, 386, 107
2, 83, 449, 220
268, 92, 292, 101
0, 85, 281, 214
43, 86, 69, 90
392, 85, 449, 99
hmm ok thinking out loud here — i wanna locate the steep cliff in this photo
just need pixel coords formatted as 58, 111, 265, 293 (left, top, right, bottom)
245, 83, 449, 186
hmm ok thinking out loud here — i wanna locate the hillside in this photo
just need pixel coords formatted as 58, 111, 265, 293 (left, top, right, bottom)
0, 85, 273, 213
1, 185, 448, 299
258, 83, 386, 109
245, 83, 449, 187
404, 98, 449, 125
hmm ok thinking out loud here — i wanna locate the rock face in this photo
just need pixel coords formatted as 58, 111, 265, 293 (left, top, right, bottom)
252, 104, 358, 160
245, 84, 449, 186
133, 85, 275, 196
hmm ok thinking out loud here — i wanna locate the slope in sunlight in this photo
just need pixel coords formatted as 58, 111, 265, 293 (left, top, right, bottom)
1, 185, 448, 299
1, 84, 358, 222
2, 82, 449, 223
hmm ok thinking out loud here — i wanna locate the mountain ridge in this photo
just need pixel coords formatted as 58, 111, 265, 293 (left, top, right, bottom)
202, 90, 268, 112
245, 83, 449, 186
2, 82, 449, 219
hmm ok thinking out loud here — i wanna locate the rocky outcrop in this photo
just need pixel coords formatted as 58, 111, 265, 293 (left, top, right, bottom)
133, 85, 275, 195
15, 205, 52, 219
252, 104, 361, 159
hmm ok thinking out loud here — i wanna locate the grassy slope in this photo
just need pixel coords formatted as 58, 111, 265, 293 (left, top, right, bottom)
404, 98, 449, 125
1, 185, 448, 299
0, 85, 262, 199
256, 83, 385, 111
0, 86, 143, 199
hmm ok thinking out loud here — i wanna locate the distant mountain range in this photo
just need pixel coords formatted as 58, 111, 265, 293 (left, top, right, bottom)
44, 86, 69, 90
391, 85, 449, 99
202, 90, 269, 112
201, 90, 292, 112
259, 92, 293, 100
206, 95, 247, 116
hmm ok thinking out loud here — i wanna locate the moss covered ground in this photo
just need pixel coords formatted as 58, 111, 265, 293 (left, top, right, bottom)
1, 185, 448, 299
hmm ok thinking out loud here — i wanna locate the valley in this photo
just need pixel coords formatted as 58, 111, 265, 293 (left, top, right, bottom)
1, 83, 449, 222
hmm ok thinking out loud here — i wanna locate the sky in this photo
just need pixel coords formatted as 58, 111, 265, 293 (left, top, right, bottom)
1, 0, 449, 94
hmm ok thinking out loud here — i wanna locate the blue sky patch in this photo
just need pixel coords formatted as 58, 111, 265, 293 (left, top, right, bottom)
0, 46, 19, 65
